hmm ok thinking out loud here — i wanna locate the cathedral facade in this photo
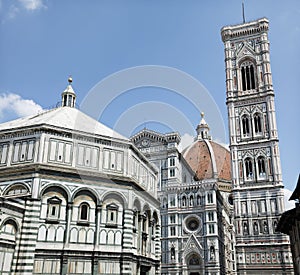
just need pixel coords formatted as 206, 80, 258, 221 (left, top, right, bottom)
131, 115, 236, 275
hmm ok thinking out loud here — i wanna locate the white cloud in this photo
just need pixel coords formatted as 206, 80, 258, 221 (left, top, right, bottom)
18, 0, 45, 11
1, 0, 46, 22
283, 188, 295, 211
179, 133, 194, 152
7, 4, 19, 19
0, 93, 43, 122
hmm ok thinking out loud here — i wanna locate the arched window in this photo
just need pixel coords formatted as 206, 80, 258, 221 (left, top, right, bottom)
207, 193, 213, 204
189, 195, 194, 206
241, 62, 256, 91
79, 203, 89, 221
106, 204, 118, 226
133, 210, 138, 232
182, 196, 187, 207
257, 156, 266, 178
244, 158, 253, 180
197, 195, 201, 206
241, 115, 250, 136
47, 196, 62, 221
253, 113, 262, 134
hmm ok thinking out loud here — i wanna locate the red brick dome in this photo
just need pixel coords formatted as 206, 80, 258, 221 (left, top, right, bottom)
183, 140, 231, 181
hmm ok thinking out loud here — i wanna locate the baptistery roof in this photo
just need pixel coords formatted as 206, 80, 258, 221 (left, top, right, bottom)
0, 106, 127, 141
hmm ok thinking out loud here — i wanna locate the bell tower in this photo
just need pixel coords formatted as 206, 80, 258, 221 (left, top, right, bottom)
221, 18, 293, 274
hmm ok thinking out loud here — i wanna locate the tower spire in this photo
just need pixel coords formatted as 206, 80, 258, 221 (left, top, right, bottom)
242, 2, 246, 23
61, 76, 76, 108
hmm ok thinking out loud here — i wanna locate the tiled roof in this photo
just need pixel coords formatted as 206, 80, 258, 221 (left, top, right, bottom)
183, 140, 231, 181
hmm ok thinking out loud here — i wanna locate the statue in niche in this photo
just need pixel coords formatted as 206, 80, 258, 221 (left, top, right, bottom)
243, 222, 249, 234
253, 222, 258, 234
210, 246, 215, 261
263, 221, 268, 233
171, 247, 175, 259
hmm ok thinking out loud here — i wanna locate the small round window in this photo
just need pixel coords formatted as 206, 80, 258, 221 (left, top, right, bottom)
187, 218, 199, 231
184, 215, 202, 233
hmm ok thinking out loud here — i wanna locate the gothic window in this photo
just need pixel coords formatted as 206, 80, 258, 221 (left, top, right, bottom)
241, 62, 256, 91
244, 157, 253, 180
169, 195, 176, 207
208, 212, 214, 221
106, 204, 118, 226
253, 113, 262, 134
169, 168, 175, 177
78, 203, 89, 222
182, 196, 187, 207
189, 195, 194, 206
169, 157, 175, 167
207, 193, 213, 204
257, 157, 266, 177
241, 115, 250, 137
170, 214, 176, 224
197, 195, 201, 205
47, 197, 62, 222
208, 224, 215, 234
257, 156, 266, 178
170, 226, 176, 236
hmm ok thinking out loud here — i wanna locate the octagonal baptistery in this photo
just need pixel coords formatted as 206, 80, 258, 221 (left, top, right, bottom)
0, 79, 161, 275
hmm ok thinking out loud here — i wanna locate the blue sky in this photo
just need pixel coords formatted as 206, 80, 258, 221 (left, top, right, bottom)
0, 0, 299, 195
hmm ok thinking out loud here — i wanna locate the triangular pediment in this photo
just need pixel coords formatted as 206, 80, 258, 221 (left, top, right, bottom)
236, 42, 256, 58
183, 234, 203, 258
131, 129, 180, 148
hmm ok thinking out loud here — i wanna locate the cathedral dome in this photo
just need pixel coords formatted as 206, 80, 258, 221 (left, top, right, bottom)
182, 140, 231, 181
182, 113, 231, 181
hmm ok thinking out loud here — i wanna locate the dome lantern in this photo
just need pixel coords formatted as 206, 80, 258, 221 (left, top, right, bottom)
61, 76, 76, 108
196, 112, 211, 140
